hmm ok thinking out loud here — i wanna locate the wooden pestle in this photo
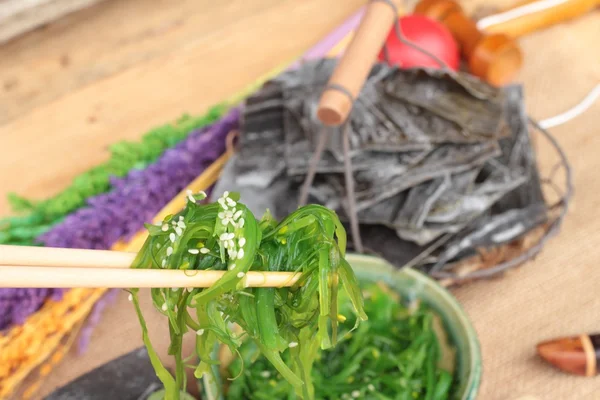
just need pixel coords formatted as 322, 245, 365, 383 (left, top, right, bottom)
317, 0, 404, 126
415, 0, 599, 86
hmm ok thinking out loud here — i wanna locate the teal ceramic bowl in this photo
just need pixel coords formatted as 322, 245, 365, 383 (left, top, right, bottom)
202, 254, 481, 400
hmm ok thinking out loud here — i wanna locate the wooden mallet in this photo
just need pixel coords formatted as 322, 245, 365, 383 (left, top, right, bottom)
415, 0, 599, 86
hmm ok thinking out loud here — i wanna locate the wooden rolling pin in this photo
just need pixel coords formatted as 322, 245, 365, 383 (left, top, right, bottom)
317, 0, 404, 126
415, 0, 599, 86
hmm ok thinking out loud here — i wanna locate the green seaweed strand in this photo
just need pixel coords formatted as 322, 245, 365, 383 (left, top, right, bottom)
130, 192, 367, 400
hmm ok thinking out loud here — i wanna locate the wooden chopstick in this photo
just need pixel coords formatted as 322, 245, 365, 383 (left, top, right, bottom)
0, 245, 300, 288
0, 266, 299, 288
0, 245, 135, 269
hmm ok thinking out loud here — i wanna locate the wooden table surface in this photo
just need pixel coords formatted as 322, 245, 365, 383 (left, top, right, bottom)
1, 1, 599, 399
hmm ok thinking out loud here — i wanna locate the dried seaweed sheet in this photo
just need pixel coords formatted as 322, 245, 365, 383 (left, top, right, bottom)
279, 60, 508, 176
286, 141, 500, 221
350, 141, 500, 211
395, 171, 528, 245
489, 85, 546, 211
382, 68, 507, 138
215, 63, 547, 274
235, 82, 287, 188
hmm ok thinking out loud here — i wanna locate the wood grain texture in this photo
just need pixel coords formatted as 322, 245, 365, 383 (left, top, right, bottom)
0, 0, 104, 45
0, 0, 598, 399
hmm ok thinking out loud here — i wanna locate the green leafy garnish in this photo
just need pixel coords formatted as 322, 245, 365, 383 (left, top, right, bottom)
130, 191, 367, 400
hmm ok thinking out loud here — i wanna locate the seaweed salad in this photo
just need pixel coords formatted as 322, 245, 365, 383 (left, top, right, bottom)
226, 283, 454, 400
129, 191, 367, 400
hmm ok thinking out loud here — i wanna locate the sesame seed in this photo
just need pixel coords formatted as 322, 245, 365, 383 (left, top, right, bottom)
227, 233, 235, 240
238, 218, 245, 227
288, 342, 298, 348
367, 384, 375, 391
218, 198, 228, 210
233, 210, 243, 220
218, 212, 225, 219
177, 221, 186, 229
188, 249, 199, 254
200, 248, 210, 254
175, 227, 183, 236
238, 237, 246, 247
351, 390, 360, 398
161, 303, 168, 311
167, 247, 173, 256
237, 249, 245, 259
196, 329, 205, 336
169, 233, 176, 242
226, 198, 236, 207
161, 224, 168, 232
188, 195, 196, 204
179, 216, 184, 221
237, 272, 245, 278
229, 250, 237, 259
260, 371, 270, 378
223, 191, 229, 197
219, 233, 228, 241
229, 264, 236, 270
161, 259, 167, 268
228, 239, 235, 248
128, 294, 133, 301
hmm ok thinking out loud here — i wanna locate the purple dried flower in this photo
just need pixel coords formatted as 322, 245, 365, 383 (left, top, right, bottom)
0, 108, 240, 331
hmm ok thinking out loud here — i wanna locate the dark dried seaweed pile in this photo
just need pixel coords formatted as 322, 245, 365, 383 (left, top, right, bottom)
213, 59, 548, 280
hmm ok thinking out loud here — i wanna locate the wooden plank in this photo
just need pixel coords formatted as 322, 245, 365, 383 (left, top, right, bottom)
0, 0, 282, 125
0, 0, 104, 44
0, 0, 364, 218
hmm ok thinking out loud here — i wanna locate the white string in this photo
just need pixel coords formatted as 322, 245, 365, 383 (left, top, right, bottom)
476, 0, 571, 30
539, 84, 600, 129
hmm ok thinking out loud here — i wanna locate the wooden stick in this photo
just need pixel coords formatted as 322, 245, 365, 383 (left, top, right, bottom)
0, 245, 301, 288
0, 266, 300, 288
317, 0, 403, 126
0, 245, 135, 269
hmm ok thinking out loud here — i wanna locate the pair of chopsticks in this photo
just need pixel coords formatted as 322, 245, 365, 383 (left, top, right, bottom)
0, 245, 299, 289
